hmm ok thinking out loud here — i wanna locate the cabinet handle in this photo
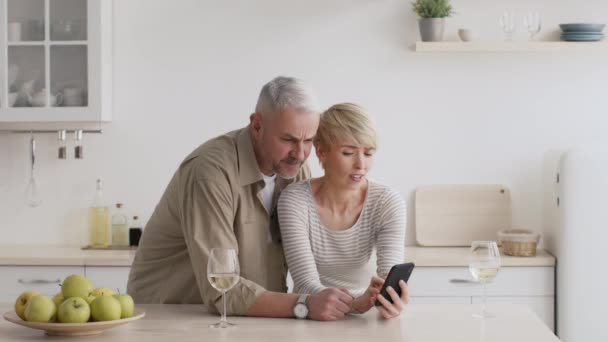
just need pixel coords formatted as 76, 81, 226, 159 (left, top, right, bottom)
18, 278, 61, 285
449, 278, 476, 284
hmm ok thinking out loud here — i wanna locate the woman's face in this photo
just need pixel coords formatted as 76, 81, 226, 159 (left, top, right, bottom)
316, 140, 375, 189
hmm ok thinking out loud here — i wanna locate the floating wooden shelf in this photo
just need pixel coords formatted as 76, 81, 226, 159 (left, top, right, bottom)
414, 41, 608, 52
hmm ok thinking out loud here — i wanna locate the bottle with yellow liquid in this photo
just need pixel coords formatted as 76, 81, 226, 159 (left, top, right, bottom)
89, 179, 109, 247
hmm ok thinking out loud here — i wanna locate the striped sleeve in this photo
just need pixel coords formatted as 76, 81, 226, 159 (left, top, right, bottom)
277, 185, 327, 294
375, 188, 406, 277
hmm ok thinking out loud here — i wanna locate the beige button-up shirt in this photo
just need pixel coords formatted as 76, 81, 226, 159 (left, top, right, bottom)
127, 126, 310, 315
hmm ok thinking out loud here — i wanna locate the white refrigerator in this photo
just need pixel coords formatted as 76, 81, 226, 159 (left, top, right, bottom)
549, 149, 608, 341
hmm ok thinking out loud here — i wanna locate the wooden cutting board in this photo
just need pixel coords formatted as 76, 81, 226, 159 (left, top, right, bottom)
415, 185, 512, 246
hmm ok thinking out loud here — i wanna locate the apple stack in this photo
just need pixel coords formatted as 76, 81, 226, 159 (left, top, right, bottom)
14, 274, 134, 323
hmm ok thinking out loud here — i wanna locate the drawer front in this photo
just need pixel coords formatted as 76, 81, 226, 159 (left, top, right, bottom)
410, 296, 471, 304
0, 266, 85, 299
408, 267, 554, 297
84, 266, 131, 295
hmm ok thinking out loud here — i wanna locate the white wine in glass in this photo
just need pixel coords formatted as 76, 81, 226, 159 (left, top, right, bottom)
468, 241, 501, 318
207, 248, 240, 328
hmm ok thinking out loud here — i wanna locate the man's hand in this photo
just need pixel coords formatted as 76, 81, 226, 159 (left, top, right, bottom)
306, 288, 353, 321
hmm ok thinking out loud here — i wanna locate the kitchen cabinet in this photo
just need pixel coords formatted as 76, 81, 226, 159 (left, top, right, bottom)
409, 266, 554, 331
0, 265, 84, 302
0, 0, 112, 123
84, 266, 130, 295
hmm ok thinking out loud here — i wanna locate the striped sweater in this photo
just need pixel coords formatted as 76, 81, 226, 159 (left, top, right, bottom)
277, 179, 406, 297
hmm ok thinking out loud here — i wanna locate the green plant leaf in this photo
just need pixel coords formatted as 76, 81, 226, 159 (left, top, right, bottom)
411, 0, 454, 18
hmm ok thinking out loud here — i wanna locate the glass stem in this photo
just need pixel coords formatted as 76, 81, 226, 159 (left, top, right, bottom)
221, 291, 228, 323
482, 282, 487, 316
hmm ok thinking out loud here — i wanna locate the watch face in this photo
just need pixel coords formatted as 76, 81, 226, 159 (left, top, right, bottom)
294, 303, 308, 318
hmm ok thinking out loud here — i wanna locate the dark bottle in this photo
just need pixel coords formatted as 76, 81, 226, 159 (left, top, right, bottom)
129, 215, 143, 246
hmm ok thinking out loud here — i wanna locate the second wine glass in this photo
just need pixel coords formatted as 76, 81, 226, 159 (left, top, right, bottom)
468, 241, 501, 318
207, 248, 240, 328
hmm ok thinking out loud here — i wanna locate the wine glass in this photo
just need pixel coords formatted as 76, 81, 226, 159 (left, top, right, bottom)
468, 241, 501, 318
499, 11, 515, 41
207, 248, 240, 328
524, 12, 541, 41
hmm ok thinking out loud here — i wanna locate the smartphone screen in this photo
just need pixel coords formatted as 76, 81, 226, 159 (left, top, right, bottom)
374, 262, 415, 306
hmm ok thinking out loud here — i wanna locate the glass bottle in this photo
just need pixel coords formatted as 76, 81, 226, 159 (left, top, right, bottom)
129, 215, 143, 246
89, 179, 109, 247
57, 130, 67, 159
111, 203, 129, 247
74, 129, 83, 159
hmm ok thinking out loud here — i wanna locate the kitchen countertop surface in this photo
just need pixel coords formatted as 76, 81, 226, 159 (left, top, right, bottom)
0, 246, 136, 266
0, 303, 559, 342
405, 246, 555, 267
0, 245, 554, 267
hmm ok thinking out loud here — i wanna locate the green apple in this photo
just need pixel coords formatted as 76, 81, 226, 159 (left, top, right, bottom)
90, 296, 121, 321
57, 297, 91, 323
92, 287, 114, 297
86, 294, 96, 305
14, 291, 40, 320
52, 292, 65, 307
61, 274, 93, 300
113, 294, 135, 318
24, 295, 56, 322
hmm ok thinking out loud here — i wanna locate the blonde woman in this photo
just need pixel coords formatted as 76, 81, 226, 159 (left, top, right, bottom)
277, 103, 407, 320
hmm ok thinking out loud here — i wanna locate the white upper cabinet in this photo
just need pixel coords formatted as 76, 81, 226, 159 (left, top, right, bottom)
0, 0, 111, 123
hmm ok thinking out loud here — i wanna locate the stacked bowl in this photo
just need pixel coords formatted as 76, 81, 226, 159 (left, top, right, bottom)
560, 23, 605, 41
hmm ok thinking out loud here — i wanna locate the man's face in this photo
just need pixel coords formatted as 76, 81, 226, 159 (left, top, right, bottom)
251, 108, 319, 179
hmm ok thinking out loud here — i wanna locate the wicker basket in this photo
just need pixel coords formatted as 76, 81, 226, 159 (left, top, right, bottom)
498, 229, 540, 257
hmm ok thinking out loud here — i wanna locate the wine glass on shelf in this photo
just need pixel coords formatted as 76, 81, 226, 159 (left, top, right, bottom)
207, 248, 240, 328
499, 11, 516, 41
468, 241, 501, 318
524, 12, 542, 41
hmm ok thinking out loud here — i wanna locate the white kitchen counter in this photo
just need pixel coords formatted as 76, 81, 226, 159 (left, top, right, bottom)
0, 246, 135, 266
0, 303, 559, 341
406, 246, 555, 267
0, 245, 554, 267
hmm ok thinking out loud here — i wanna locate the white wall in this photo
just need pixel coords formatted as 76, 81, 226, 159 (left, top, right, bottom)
0, 0, 607, 246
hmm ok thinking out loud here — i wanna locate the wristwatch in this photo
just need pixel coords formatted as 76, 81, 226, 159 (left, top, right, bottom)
293, 294, 309, 319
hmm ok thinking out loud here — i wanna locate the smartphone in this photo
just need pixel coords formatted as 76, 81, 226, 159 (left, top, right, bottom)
374, 262, 415, 306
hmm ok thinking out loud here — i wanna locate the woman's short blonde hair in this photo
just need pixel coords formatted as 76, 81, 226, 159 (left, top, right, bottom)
314, 103, 378, 150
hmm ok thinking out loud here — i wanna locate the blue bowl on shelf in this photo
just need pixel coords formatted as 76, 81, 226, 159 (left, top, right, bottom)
559, 23, 605, 33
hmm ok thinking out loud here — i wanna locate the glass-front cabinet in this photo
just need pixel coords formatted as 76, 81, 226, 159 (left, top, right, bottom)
0, 0, 111, 123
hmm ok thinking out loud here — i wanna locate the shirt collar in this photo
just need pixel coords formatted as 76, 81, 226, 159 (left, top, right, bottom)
237, 125, 264, 186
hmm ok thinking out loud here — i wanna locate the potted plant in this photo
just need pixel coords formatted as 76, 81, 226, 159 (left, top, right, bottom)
412, 0, 454, 42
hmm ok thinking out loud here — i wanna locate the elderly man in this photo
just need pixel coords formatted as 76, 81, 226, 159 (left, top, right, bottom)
127, 76, 353, 321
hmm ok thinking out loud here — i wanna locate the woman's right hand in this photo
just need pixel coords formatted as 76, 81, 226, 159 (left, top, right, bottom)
352, 275, 385, 314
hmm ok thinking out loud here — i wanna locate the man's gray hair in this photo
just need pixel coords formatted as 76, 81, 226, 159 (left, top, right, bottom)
255, 76, 320, 115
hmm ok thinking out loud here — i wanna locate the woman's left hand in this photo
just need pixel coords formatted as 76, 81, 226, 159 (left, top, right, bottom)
375, 279, 409, 319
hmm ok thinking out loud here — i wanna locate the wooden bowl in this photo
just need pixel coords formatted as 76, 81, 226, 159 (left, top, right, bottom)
3, 308, 145, 336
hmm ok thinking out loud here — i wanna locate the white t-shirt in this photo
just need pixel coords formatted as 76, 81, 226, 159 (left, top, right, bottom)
260, 173, 276, 214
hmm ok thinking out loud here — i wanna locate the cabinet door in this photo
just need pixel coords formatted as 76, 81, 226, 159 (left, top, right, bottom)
0, 0, 111, 123
410, 296, 470, 304
0, 266, 84, 302
84, 266, 130, 294
472, 296, 554, 332
409, 267, 554, 297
